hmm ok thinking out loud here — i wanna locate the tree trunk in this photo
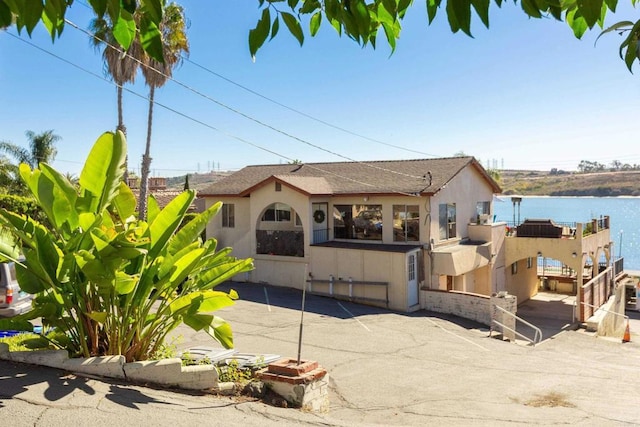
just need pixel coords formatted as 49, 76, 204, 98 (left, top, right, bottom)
138, 86, 155, 221
116, 85, 129, 183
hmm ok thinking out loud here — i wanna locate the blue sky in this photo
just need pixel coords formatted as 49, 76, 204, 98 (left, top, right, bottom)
1, 1, 639, 177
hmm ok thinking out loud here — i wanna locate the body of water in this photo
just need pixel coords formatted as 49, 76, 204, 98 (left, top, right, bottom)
493, 196, 640, 271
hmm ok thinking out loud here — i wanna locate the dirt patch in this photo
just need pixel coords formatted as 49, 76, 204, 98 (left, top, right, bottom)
524, 391, 575, 408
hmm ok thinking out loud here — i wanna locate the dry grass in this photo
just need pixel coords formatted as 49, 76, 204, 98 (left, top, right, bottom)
524, 391, 575, 408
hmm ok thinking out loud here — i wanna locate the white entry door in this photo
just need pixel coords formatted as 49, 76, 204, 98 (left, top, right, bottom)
408, 252, 419, 307
312, 203, 328, 243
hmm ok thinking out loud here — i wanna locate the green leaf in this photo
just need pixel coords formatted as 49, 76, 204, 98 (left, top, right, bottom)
300, 0, 321, 14
427, 0, 442, 24
0, 317, 34, 332
451, 0, 472, 35
19, 0, 43, 36
183, 313, 234, 349
197, 257, 255, 290
270, 16, 280, 40
39, 163, 80, 231
16, 258, 47, 294
0, 1, 11, 28
281, 12, 304, 45
111, 181, 137, 222
88, 0, 107, 17
197, 290, 237, 312
397, 0, 412, 18
139, 14, 163, 62
576, 0, 603, 28
148, 190, 194, 259
168, 201, 221, 256
169, 247, 205, 285
595, 20, 633, 46
79, 131, 127, 215
521, 0, 542, 18
381, 22, 397, 53
249, 7, 271, 59
0, 229, 20, 261
566, 8, 588, 38
471, 0, 490, 28
604, 0, 617, 12
310, 11, 322, 36
115, 271, 138, 295
351, 0, 370, 37
622, 23, 640, 71
381, 0, 396, 17
147, 194, 160, 224
140, 0, 163, 23
112, 10, 136, 50
87, 311, 108, 323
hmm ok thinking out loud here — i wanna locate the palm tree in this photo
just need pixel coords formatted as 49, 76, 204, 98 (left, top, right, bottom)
0, 130, 59, 169
138, 2, 189, 219
0, 130, 61, 194
89, 15, 142, 180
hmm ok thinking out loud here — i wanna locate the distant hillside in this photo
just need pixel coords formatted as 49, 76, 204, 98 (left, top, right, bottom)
161, 169, 639, 197
500, 170, 640, 196
165, 172, 231, 192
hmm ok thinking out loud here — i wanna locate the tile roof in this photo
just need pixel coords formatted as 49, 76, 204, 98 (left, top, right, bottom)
199, 157, 501, 197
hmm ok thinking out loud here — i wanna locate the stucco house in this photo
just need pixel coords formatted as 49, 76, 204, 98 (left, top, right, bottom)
199, 156, 507, 312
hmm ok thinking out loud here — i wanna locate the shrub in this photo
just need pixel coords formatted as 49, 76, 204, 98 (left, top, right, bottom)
0, 131, 254, 362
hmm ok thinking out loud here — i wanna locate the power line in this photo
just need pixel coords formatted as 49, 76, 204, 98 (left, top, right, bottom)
74, 0, 438, 158
4, 31, 418, 197
184, 58, 440, 158
64, 18, 427, 182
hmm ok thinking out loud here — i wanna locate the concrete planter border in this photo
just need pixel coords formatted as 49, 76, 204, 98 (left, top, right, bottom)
0, 342, 224, 391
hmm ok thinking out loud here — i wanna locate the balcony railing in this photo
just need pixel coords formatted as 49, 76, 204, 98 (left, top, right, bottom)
503, 215, 610, 238
312, 228, 330, 244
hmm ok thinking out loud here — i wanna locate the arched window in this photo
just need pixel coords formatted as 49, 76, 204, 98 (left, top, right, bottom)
256, 203, 304, 257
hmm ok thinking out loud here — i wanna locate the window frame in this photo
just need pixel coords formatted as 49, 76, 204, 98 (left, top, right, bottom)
261, 203, 292, 222
439, 203, 457, 240
333, 204, 383, 241
393, 204, 420, 242
222, 203, 235, 228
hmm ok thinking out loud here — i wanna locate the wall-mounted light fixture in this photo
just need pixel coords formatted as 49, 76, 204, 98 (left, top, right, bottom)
572, 252, 577, 258
363, 196, 369, 202
537, 251, 542, 257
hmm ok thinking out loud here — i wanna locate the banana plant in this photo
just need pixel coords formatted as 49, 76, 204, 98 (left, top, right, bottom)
0, 131, 253, 362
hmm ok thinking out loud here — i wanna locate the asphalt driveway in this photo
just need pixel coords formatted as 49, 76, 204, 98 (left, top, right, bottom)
173, 282, 640, 425
2, 282, 640, 426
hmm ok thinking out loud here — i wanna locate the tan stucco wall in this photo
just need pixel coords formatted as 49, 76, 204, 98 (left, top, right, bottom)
505, 258, 539, 304
505, 225, 611, 274
430, 166, 495, 246
204, 197, 252, 262
472, 265, 491, 295
309, 246, 411, 311
251, 256, 308, 289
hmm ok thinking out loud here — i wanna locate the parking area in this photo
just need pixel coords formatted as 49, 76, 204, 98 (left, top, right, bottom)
171, 282, 640, 425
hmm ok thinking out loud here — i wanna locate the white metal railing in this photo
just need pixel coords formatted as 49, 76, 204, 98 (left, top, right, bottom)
490, 304, 543, 346
580, 301, 629, 322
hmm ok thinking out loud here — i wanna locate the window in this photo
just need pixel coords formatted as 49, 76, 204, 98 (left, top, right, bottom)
261, 203, 291, 222
393, 205, 419, 242
476, 201, 490, 216
275, 182, 282, 192
222, 204, 235, 228
511, 262, 518, 275
333, 204, 382, 241
439, 203, 456, 240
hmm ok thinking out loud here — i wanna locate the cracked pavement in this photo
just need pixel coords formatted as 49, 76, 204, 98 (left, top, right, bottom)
2, 282, 640, 426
